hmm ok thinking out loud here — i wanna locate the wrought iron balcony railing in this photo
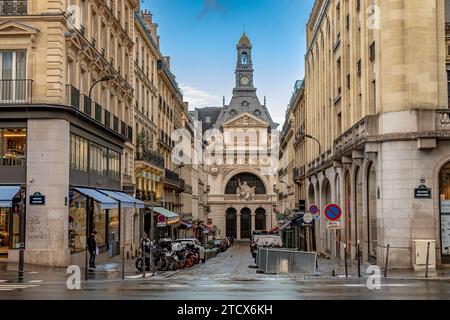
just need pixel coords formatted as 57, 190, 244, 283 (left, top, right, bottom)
136, 149, 165, 169
165, 168, 180, 185
0, 1, 27, 16
0, 79, 32, 104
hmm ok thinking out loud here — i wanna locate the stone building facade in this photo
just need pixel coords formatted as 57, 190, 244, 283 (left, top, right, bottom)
0, 0, 197, 266
302, 0, 450, 270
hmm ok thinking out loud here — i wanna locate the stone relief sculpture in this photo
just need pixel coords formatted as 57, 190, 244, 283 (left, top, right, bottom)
237, 178, 256, 201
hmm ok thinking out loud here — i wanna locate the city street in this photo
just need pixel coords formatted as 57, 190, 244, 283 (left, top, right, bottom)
0, 245, 449, 300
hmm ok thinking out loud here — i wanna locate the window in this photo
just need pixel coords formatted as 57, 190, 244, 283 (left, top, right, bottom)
69, 191, 87, 253
108, 150, 120, 181
1, 128, 26, 166
241, 52, 248, 65
70, 134, 88, 171
89, 142, 107, 176
0, 51, 27, 102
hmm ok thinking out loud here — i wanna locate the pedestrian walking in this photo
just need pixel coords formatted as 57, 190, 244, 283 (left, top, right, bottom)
87, 230, 97, 269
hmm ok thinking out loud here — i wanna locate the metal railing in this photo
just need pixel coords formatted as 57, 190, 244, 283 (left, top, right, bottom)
257, 247, 317, 275
0, 79, 32, 104
0, 1, 27, 16
136, 149, 165, 169
165, 168, 180, 185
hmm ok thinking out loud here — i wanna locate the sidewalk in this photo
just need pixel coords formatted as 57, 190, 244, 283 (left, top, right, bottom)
314, 256, 450, 282
0, 256, 174, 284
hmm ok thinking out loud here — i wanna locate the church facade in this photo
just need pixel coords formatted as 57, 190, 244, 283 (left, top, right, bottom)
193, 33, 278, 241
194, 33, 278, 240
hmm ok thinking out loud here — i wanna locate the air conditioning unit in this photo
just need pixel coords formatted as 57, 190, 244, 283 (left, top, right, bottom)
413, 240, 436, 271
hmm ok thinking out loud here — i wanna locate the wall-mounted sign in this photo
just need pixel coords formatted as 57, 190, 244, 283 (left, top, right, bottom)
415, 184, 432, 199
29, 192, 45, 206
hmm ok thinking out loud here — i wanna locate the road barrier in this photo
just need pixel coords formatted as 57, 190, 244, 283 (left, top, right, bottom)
256, 248, 317, 275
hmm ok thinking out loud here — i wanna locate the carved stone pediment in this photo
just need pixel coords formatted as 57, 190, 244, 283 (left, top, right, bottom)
0, 21, 40, 35
223, 112, 269, 128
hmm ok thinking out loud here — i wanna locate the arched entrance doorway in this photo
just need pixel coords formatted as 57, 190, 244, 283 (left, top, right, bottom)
354, 166, 362, 250
367, 162, 377, 262
255, 208, 266, 231
439, 162, 450, 264
226, 208, 237, 239
240, 208, 251, 239
322, 178, 332, 254
344, 171, 352, 254
335, 175, 341, 258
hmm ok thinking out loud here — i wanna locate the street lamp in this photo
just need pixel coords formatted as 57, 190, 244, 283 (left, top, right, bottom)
88, 75, 117, 101
84, 74, 116, 282
304, 134, 322, 155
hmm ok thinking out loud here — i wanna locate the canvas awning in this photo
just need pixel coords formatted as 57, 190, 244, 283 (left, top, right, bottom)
180, 221, 193, 229
117, 192, 145, 209
98, 190, 134, 208
98, 190, 145, 209
73, 187, 118, 210
0, 186, 20, 208
152, 207, 180, 224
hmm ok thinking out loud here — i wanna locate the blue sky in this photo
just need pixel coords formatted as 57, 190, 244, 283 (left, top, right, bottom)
142, 0, 315, 126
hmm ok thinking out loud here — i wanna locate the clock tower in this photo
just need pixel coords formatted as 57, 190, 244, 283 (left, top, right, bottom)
234, 32, 256, 93
214, 32, 278, 130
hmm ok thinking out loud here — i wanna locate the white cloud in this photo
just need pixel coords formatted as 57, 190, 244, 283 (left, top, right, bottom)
180, 85, 221, 110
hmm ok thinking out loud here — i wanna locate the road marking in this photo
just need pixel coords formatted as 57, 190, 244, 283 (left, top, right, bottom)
0, 280, 7, 283
29, 272, 39, 274
29, 280, 43, 283
319, 283, 419, 288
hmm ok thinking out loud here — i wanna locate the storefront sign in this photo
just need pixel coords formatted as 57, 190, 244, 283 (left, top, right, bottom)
29, 192, 45, 206
415, 185, 432, 199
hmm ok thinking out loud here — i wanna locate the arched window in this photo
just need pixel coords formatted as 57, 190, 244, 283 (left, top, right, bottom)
255, 208, 266, 231
225, 173, 266, 194
241, 52, 248, 65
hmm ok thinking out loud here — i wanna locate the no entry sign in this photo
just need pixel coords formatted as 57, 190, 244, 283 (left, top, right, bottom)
308, 204, 319, 215
324, 204, 342, 221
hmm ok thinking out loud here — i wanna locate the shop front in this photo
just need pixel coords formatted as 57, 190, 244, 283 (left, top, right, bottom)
153, 207, 180, 240
69, 187, 144, 264
0, 186, 23, 257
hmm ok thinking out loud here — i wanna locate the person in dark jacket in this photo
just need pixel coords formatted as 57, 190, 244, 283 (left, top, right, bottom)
87, 231, 97, 269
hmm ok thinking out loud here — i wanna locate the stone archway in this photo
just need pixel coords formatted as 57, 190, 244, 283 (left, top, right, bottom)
367, 162, 378, 262
226, 208, 237, 239
240, 208, 252, 239
255, 207, 266, 231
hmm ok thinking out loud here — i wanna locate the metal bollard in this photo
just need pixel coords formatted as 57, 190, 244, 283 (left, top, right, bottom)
122, 246, 125, 280
357, 240, 361, 278
384, 244, 390, 278
425, 242, 430, 278
344, 243, 348, 278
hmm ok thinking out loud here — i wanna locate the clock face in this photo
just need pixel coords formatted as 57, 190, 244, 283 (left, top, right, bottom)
240, 76, 249, 86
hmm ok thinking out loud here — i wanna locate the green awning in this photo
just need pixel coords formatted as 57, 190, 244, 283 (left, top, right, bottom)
152, 207, 179, 219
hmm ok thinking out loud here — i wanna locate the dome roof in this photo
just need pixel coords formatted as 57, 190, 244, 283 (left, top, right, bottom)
238, 32, 251, 47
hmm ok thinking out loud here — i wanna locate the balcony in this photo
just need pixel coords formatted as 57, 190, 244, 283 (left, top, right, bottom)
178, 178, 186, 192
136, 149, 165, 170
165, 168, 180, 186
135, 190, 157, 202
65, 84, 132, 141
334, 115, 378, 156
0, 79, 33, 104
293, 166, 306, 182
0, 1, 27, 16
158, 129, 173, 149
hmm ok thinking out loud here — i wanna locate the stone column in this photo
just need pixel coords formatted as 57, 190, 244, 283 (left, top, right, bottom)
23, 119, 70, 267
236, 213, 241, 240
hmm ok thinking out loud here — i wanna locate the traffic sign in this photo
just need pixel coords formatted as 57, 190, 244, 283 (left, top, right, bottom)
303, 212, 313, 224
308, 204, 319, 215
324, 204, 342, 222
327, 221, 342, 230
